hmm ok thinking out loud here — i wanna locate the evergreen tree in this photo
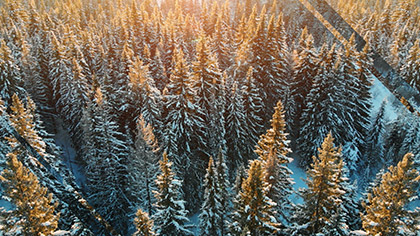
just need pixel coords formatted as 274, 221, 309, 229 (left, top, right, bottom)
133, 208, 156, 236
364, 100, 386, 181
255, 100, 294, 225
131, 115, 160, 215
297, 44, 340, 168
292, 133, 349, 235
361, 153, 420, 235
0, 39, 24, 107
199, 156, 220, 236
81, 91, 131, 235
0, 152, 59, 235
215, 148, 231, 236
152, 152, 193, 236
290, 27, 318, 131
191, 35, 222, 157
400, 39, 420, 92
230, 159, 280, 235
162, 48, 203, 211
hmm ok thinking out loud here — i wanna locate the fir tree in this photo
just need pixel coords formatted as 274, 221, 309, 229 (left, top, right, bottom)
290, 27, 318, 131
400, 39, 420, 92
0, 152, 59, 235
225, 81, 248, 170
199, 156, 220, 236
255, 100, 294, 225
230, 159, 280, 235
0, 39, 24, 107
364, 100, 386, 181
361, 153, 420, 235
131, 115, 160, 215
215, 148, 231, 236
152, 152, 193, 236
292, 133, 349, 235
162, 48, 203, 211
81, 91, 131, 235
133, 208, 156, 236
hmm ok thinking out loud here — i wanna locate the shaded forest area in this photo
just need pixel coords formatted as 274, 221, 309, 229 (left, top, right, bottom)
0, 0, 419, 235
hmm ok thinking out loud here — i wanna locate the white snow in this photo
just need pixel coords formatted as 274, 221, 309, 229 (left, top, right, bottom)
370, 77, 404, 122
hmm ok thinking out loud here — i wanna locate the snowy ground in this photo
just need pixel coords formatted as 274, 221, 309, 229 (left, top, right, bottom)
53, 119, 86, 189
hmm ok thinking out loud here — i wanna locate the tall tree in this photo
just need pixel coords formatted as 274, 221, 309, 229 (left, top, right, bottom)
152, 152, 193, 236
81, 90, 131, 235
0, 39, 24, 107
255, 100, 294, 226
162, 48, 203, 211
0, 152, 59, 235
230, 159, 280, 235
361, 153, 420, 235
292, 133, 349, 235
199, 156, 220, 236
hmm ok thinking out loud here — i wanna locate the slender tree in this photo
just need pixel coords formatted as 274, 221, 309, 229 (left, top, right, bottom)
361, 153, 420, 235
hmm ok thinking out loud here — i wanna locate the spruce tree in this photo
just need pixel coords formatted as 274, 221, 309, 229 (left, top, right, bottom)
292, 133, 349, 235
131, 115, 160, 215
255, 100, 294, 225
162, 48, 203, 211
230, 159, 280, 235
0, 152, 59, 235
362, 153, 420, 235
152, 152, 193, 236
364, 100, 386, 182
215, 149, 231, 236
400, 39, 420, 92
0, 39, 24, 107
199, 156, 220, 236
133, 208, 156, 236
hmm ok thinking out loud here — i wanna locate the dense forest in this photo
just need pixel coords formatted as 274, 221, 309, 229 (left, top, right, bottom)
0, 0, 419, 235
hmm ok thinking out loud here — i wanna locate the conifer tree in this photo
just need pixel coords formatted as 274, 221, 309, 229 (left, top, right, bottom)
152, 152, 193, 236
191, 35, 222, 156
361, 153, 420, 235
133, 208, 156, 236
225, 82, 248, 170
290, 27, 318, 130
81, 90, 131, 235
255, 100, 294, 225
131, 115, 160, 215
364, 100, 386, 181
199, 156, 220, 236
162, 48, 203, 211
215, 148, 231, 236
400, 39, 420, 92
292, 133, 349, 235
230, 159, 280, 235
0, 39, 24, 107
0, 152, 59, 235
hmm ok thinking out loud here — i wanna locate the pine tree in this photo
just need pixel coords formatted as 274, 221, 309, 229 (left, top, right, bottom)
255, 100, 294, 225
152, 152, 193, 236
133, 208, 156, 236
290, 27, 318, 130
215, 149, 231, 236
0, 39, 24, 107
400, 39, 420, 92
230, 159, 280, 235
199, 156, 220, 236
191, 35, 222, 157
81, 91, 131, 235
292, 133, 349, 235
225, 81, 248, 170
364, 100, 386, 181
0, 152, 59, 235
361, 153, 420, 235
131, 115, 160, 215
162, 48, 203, 211
297, 44, 340, 168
